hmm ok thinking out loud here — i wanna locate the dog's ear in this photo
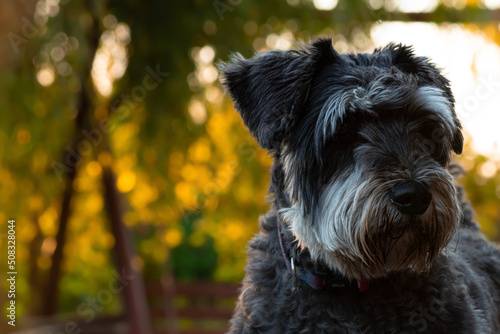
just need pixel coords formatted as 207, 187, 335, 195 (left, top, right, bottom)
219, 38, 338, 150
390, 44, 465, 155
391, 44, 420, 74
452, 126, 464, 155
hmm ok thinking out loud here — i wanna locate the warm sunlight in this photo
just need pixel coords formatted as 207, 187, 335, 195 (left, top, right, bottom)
313, 0, 338, 11
372, 22, 500, 160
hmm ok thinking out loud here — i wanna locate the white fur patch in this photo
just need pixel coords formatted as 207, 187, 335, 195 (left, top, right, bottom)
315, 83, 455, 145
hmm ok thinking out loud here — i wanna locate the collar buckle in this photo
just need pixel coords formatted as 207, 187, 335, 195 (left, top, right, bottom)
277, 218, 368, 292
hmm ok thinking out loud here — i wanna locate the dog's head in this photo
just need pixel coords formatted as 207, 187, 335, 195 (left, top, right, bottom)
220, 38, 464, 279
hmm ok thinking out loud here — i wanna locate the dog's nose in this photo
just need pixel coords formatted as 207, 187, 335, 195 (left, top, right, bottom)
391, 181, 432, 215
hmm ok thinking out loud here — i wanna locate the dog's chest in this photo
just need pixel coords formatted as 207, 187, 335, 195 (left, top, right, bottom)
272, 282, 476, 334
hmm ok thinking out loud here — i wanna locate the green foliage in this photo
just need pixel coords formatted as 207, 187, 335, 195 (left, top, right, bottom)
171, 215, 218, 281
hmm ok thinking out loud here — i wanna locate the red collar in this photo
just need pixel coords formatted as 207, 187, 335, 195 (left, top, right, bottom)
277, 218, 369, 292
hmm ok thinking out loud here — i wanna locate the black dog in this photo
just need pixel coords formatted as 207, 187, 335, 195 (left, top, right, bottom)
220, 38, 500, 333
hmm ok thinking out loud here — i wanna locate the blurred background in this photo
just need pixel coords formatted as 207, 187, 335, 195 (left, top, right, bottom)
1, 0, 500, 333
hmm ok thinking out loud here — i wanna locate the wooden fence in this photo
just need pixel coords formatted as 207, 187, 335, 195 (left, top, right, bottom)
147, 281, 240, 334
12, 281, 240, 334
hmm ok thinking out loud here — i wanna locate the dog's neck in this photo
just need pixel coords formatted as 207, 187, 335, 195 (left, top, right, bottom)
276, 213, 370, 292
269, 152, 368, 290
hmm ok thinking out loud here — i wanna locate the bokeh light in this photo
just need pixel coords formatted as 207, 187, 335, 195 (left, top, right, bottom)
91, 19, 130, 96
36, 64, 55, 86
313, 0, 338, 10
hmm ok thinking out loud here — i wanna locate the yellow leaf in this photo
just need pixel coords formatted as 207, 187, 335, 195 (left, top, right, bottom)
188, 138, 211, 163
38, 207, 58, 237
174, 181, 198, 209
164, 229, 183, 248
117, 171, 136, 192
86, 161, 102, 177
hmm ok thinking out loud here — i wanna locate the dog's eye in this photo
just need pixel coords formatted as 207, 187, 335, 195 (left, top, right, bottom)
322, 136, 356, 180
413, 129, 451, 166
434, 147, 451, 166
337, 125, 357, 137
337, 113, 376, 137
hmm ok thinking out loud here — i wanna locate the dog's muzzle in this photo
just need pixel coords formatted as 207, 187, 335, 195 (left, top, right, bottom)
391, 181, 432, 215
